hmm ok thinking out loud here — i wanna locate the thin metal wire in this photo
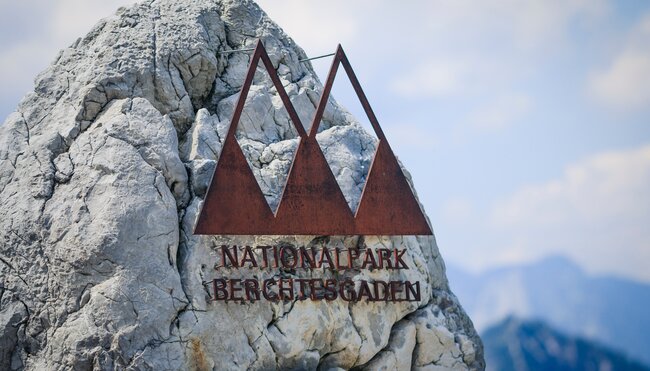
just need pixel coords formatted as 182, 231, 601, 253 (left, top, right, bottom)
219, 48, 335, 63
299, 52, 336, 63
218, 48, 256, 54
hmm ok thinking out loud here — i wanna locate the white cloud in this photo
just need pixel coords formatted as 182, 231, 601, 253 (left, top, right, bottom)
0, 43, 51, 90
589, 14, 650, 111
590, 53, 650, 109
421, 0, 607, 50
50, 0, 136, 45
383, 122, 437, 151
254, 0, 362, 53
388, 0, 607, 100
391, 59, 468, 98
442, 197, 474, 223
493, 146, 650, 227
505, 0, 607, 50
490, 145, 650, 280
466, 93, 533, 131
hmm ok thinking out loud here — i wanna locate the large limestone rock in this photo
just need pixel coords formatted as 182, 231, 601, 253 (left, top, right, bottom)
0, 0, 484, 369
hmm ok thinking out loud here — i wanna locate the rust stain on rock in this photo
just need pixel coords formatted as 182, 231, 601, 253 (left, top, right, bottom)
188, 338, 210, 371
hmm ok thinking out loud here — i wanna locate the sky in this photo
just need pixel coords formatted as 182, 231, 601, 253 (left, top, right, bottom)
1, 0, 649, 282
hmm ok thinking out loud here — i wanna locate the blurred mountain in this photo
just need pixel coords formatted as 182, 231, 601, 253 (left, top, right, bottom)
483, 317, 650, 371
447, 256, 650, 366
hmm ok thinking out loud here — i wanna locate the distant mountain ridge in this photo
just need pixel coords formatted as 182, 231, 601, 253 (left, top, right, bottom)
447, 256, 650, 366
483, 317, 650, 371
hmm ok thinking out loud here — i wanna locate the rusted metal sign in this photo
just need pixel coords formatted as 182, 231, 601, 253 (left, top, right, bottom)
194, 40, 432, 235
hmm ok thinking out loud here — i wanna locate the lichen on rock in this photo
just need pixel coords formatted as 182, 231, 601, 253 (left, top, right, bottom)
0, 0, 484, 370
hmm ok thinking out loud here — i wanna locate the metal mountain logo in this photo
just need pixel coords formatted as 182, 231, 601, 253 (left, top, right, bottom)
194, 40, 431, 236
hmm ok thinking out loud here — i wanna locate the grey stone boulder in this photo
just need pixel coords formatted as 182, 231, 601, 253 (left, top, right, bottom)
0, 0, 484, 369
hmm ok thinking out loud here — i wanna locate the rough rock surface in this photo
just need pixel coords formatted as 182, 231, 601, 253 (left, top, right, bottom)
0, 0, 484, 369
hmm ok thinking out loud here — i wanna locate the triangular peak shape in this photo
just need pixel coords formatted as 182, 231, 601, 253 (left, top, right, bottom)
232, 44, 305, 213
309, 45, 387, 143
274, 135, 355, 234
355, 140, 432, 235
309, 46, 378, 214
194, 136, 274, 234
310, 45, 431, 235
195, 40, 305, 234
